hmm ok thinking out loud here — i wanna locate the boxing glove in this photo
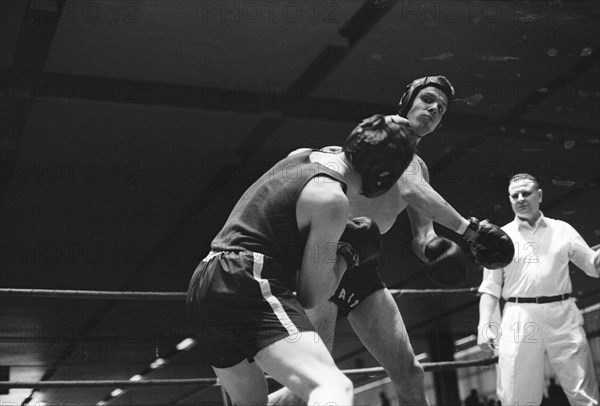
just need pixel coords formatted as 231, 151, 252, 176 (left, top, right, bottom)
424, 237, 468, 287
462, 218, 515, 269
337, 217, 382, 269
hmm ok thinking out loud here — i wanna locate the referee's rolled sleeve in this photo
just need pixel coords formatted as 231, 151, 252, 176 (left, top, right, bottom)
478, 267, 503, 298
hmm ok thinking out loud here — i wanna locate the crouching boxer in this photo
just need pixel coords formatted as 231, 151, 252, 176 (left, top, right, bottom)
185, 114, 415, 405
269, 76, 514, 406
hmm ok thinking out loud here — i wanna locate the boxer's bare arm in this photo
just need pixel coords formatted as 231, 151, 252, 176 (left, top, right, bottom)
407, 205, 437, 262
296, 178, 350, 309
400, 156, 470, 234
406, 156, 437, 260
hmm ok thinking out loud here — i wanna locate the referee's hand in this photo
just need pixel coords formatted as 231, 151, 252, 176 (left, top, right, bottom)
478, 340, 496, 357
477, 323, 499, 357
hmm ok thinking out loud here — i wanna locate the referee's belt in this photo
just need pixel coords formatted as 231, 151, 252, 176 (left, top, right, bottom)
507, 293, 570, 304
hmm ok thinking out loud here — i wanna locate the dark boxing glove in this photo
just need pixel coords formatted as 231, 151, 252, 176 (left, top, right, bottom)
424, 237, 468, 287
462, 218, 515, 269
337, 217, 382, 269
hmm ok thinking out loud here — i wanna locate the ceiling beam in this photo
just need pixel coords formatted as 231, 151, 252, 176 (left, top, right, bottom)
2, 69, 599, 144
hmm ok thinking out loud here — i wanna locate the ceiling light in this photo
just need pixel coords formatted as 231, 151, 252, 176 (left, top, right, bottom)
110, 388, 124, 397
150, 358, 167, 369
176, 337, 197, 351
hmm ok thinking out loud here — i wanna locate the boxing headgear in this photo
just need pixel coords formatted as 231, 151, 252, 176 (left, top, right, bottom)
398, 76, 455, 117
343, 115, 416, 198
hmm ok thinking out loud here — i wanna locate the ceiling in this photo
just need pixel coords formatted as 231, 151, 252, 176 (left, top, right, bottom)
1, 0, 599, 405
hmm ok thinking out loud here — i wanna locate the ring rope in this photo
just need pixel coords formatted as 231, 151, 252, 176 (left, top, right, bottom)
389, 287, 479, 296
345, 355, 498, 376
0, 357, 498, 389
0, 288, 186, 300
0, 287, 479, 300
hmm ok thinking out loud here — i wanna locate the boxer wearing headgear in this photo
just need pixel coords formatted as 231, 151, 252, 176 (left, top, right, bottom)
342, 114, 417, 198
398, 75, 455, 120
269, 76, 512, 406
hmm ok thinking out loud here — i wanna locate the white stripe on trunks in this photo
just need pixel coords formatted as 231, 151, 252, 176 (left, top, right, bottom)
252, 252, 299, 337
